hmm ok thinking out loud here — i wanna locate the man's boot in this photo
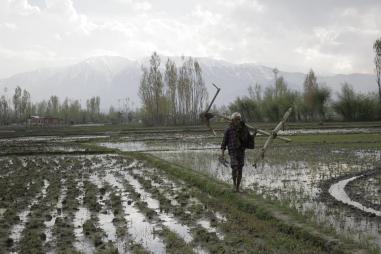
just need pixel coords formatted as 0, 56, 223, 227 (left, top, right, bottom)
236, 168, 242, 192
232, 167, 237, 191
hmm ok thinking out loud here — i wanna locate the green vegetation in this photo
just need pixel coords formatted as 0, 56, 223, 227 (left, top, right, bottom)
230, 69, 381, 122
333, 83, 380, 121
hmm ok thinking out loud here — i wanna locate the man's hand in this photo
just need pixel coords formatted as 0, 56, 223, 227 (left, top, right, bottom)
218, 155, 229, 167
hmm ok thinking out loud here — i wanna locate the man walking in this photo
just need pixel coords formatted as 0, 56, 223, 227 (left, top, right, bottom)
220, 112, 253, 192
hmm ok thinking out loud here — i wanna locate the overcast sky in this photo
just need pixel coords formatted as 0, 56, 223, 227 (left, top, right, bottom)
0, 0, 380, 78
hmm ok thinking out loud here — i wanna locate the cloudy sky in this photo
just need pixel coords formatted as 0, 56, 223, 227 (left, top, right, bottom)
0, 0, 380, 78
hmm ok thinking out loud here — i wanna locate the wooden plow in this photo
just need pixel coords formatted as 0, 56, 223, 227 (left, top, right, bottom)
200, 84, 293, 166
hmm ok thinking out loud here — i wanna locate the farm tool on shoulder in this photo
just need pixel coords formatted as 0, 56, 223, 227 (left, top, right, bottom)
199, 83, 222, 136
200, 84, 293, 166
252, 107, 293, 167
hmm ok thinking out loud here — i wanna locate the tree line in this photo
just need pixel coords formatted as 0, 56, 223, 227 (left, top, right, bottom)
0, 87, 135, 125
139, 52, 209, 126
228, 69, 381, 122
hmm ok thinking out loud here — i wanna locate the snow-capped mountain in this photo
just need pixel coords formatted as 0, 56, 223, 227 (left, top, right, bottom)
0, 56, 377, 110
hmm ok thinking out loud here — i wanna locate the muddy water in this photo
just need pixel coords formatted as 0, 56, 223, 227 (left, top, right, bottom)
44, 180, 67, 244
136, 168, 226, 242
10, 180, 50, 246
329, 176, 381, 216
196, 218, 224, 240
99, 140, 218, 152
123, 172, 194, 244
278, 128, 381, 135
73, 207, 94, 253
97, 191, 118, 243
99, 137, 381, 245
148, 145, 381, 250
122, 170, 210, 254
0, 135, 109, 143
98, 211, 117, 242
73, 179, 95, 254
103, 171, 166, 254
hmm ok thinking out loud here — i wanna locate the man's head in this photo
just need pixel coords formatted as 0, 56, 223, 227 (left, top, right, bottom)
231, 112, 241, 126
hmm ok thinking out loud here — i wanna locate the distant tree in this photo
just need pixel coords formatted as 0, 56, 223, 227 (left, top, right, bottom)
314, 85, 331, 120
177, 57, 190, 124
47, 96, 60, 116
229, 96, 262, 122
35, 101, 46, 116
164, 59, 178, 124
302, 69, 330, 120
20, 89, 31, 121
13, 86, 22, 121
86, 96, 101, 122
139, 66, 154, 125
69, 100, 82, 124
149, 52, 165, 125
248, 83, 262, 102
333, 83, 378, 121
373, 37, 381, 100
0, 95, 10, 125
139, 54, 208, 126
303, 70, 318, 119
231, 77, 297, 122
274, 76, 288, 97
61, 98, 70, 123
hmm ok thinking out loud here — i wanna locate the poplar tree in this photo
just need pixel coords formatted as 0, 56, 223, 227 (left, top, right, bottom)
164, 59, 178, 124
13, 86, 22, 121
373, 37, 381, 100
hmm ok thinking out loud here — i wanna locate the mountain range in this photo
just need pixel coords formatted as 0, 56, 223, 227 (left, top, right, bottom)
0, 56, 377, 110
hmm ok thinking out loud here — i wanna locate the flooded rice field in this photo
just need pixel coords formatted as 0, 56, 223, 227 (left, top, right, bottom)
1, 139, 325, 253
0, 154, 232, 253
99, 129, 381, 252
1, 127, 381, 253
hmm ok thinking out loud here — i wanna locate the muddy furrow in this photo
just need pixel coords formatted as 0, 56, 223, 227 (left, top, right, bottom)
73, 177, 96, 254
52, 165, 80, 253
131, 168, 229, 252
115, 168, 209, 254
135, 168, 226, 239
8, 179, 50, 253
44, 178, 67, 253
103, 169, 166, 254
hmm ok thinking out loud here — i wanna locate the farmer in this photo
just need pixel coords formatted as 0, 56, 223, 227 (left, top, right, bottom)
220, 112, 253, 192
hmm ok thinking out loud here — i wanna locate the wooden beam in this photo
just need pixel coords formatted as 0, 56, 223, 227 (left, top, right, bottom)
253, 107, 293, 166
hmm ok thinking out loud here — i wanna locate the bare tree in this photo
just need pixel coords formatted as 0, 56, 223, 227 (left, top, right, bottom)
139, 66, 155, 124
139, 54, 208, 126
13, 86, 22, 121
0, 95, 9, 125
164, 59, 178, 124
20, 89, 31, 121
373, 38, 381, 100
47, 96, 60, 116
303, 69, 318, 120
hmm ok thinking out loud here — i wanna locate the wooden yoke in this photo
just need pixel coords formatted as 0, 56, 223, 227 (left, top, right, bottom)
200, 83, 221, 136
252, 107, 293, 167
